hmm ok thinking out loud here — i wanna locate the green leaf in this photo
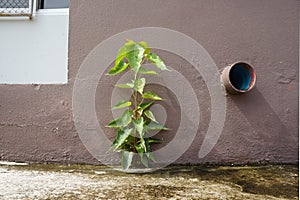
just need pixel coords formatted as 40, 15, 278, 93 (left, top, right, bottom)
136, 108, 143, 117
134, 141, 148, 168
112, 100, 132, 110
134, 138, 147, 167
106, 119, 119, 128
145, 138, 150, 152
140, 138, 146, 151
125, 41, 145, 75
115, 45, 127, 66
139, 67, 158, 75
108, 61, 129, 76
148, 152, 156, 162
135, 139, 146, 154
148, 138, 163, 143
122, 151, 134, 170
139, 102, 153, 110
118, 135, 135, 151
133, 117, 144, 137
144, 110, 157, 122
111, 128, 133, 150
115, 82, 134, 89
107, 110, 132, 128
133, 78, 146, 95
142, 91, 163, 100
147, 122, 169, 131
135, 142, 144, 153
145, 138, 156, 162
118, 110, 132, 128
125, 135, 135, 143
139, 138, 147, 153
137, 102, 153, 116
140, 153, 149, 168
146, 53, 169, 71
138, 41, 150, 55
118, 142, 132, 152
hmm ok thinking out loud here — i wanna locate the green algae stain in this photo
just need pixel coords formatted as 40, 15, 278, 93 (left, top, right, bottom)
190, 165, 299, 199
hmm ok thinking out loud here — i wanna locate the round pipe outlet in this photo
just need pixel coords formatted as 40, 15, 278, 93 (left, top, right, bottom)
221, 62, 256, 94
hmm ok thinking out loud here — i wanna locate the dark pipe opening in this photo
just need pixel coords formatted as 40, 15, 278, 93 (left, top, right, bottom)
229, 63, 254, 91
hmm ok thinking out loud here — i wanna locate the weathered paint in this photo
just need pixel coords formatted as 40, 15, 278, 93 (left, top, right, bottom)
0, 0, 298, 165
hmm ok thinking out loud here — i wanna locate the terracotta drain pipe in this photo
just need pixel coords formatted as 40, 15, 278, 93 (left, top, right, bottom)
221, 62, 256, 94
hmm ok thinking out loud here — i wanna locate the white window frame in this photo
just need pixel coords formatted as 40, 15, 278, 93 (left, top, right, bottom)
0, 1, 69, 84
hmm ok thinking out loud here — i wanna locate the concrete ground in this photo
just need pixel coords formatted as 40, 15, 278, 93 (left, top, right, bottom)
0, 162, 298, 200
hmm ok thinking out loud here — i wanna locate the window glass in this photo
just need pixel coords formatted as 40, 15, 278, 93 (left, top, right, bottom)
42, 0, 69, 9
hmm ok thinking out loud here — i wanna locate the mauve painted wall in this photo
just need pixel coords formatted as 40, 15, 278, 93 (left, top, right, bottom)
0, 0, 298, 164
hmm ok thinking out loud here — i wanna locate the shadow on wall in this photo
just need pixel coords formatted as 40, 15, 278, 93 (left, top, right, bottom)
230, 88, 298, 151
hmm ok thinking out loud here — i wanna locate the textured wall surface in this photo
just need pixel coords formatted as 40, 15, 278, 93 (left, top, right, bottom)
0, 0, 298, 165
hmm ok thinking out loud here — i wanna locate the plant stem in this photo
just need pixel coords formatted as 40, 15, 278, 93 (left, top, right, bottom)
133, 87, 138, 154
133, 129, 137, 153
134, 90, 138, 119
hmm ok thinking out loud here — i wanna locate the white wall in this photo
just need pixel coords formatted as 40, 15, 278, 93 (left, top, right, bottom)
0, 9, 69, 84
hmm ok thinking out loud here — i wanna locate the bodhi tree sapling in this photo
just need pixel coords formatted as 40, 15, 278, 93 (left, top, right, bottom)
106, 40, 170, 170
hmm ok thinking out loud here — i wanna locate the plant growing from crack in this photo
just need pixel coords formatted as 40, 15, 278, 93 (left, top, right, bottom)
106, 40, 170, 170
